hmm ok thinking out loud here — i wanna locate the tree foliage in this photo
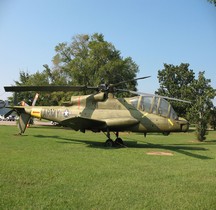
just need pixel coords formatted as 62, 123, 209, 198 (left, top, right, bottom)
52, 33, 139, 89
12, 33, 139, 105
209, 107, 216, 130
208, 0, 216, 6
10, 70, 51, 106
157, 63, 194, 117
187, 72, 215, 141
157, 64, 215, 141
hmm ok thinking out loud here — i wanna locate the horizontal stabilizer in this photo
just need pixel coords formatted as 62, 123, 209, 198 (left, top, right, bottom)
5, 106, 25, 114
4, 110, 14, 118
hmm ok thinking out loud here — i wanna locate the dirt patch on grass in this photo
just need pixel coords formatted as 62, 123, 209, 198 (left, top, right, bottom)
189, 140, 205, 143
146, 151, 173, 156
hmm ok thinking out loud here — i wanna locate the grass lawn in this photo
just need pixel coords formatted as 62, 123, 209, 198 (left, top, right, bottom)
0, 124, 216, 209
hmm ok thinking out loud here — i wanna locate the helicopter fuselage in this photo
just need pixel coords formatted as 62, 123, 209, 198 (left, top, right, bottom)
22, 92, 189, 134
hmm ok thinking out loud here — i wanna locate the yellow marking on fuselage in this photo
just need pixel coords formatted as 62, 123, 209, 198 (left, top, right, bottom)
142, 113, 148, 118
31, 110, 41, 118
168, 118, 174, 126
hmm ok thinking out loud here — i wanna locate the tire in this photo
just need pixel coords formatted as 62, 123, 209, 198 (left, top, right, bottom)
105, 139, 114, 147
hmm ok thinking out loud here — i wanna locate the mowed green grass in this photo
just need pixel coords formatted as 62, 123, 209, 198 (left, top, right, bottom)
0, 124, 216, 210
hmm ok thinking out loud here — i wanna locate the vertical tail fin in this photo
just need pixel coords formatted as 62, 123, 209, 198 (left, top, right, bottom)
18, 113, 31, 134
18, 93, 39, 133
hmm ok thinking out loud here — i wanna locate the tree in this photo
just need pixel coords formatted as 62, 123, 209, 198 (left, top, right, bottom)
11, 70, 51, 106
157, 64, 215, 141
209, 106, 216, 130
157, 63, 194, 117
9, 71, 34, 105
187, 72, 215, 141
12, 67, 72, 106
51, 33, 139, 91
12, 33, 139, 105
208, 0, 216, 6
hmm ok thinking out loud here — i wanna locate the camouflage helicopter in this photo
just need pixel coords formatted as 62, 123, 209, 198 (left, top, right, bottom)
4, 76, 190, 147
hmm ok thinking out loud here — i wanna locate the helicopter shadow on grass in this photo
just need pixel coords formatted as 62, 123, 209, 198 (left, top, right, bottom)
124, 139, 212, 160
33, 134, 104, 147
33, 134, 212, 160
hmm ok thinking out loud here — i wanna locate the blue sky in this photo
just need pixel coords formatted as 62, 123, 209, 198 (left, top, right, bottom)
0, 0, 215, 102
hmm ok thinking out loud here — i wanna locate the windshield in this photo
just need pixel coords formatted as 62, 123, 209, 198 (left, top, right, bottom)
129, 97, 139, 108
139, 96, 153, 112
139, 96, 178, 119
158, 98, 169, 117
169, 106, 178, 120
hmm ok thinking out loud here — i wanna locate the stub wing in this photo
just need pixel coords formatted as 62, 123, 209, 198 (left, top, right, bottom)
60, 117, 107, 132
60, 116, 139, 132
4, 106, 25, 116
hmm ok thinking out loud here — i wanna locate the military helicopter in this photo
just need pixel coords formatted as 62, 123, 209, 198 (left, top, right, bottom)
4, 76, 190, 147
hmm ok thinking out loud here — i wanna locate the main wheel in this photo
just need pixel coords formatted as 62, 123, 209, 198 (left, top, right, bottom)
105, 139, 114, 147
115, 138, 124, 146
162, 132, 170, 136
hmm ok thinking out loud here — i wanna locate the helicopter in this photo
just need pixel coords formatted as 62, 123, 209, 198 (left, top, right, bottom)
3, 76, 190, 147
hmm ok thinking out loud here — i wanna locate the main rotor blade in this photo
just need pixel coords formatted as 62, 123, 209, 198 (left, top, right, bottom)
118, 89, 191, 104
111, 76, 151, 88
4, 85, 98, 92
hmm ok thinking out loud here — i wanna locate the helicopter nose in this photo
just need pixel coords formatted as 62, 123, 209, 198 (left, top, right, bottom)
178, 117, 189, 132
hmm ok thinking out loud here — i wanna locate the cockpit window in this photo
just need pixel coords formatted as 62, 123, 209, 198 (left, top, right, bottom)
158, 98, 169, 117
139, 95, 178, 119
139, 96, 153, 112
170, 106, 178, 120
130, 97, 139, 108
152, 97, 159, 114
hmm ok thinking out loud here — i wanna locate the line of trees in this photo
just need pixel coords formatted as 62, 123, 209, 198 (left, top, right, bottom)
10, 33, 216, 141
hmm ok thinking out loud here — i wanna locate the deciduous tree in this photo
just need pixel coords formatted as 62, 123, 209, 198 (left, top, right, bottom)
157, 63, 194, 117
187, 72, 215, 141
208, 0, 216, 6
51, 33, 139, 91
11, 33, 139, 105
157, 64, 215, 141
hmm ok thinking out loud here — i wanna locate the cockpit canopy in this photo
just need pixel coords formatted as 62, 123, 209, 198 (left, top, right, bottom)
130, 96, 178, 120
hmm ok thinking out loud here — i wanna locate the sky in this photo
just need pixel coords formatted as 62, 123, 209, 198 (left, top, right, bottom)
0, 0, 216, 103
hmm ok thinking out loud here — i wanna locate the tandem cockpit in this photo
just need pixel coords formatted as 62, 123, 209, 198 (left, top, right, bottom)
129, 95, 178, 120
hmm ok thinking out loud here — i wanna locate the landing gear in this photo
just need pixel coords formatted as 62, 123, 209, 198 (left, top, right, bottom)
105, 139, 114, 147
103, 128, 113, 147
114, 132, 124, 146
103, 130, 125, 147
115, 137, 124, 146
162, 131, 170, 136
